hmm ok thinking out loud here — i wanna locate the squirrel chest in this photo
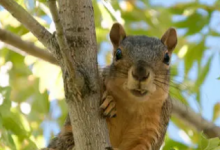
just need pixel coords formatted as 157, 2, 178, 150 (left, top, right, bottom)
105, 77, 166, 150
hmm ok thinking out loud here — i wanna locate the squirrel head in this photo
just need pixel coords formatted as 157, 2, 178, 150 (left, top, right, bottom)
107, 23, 177, 102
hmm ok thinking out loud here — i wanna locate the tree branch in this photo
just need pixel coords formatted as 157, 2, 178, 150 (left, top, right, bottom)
55, 0, 111, 149
0, 0, 61, 60
0, 28, 58, 66
48, 0, 75, 77
172, 99, 220, 138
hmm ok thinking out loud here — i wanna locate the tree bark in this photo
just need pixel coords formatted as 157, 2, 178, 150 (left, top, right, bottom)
56, 0, 111, 150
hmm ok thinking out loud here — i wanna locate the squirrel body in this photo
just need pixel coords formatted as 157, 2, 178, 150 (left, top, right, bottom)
101, 23, 177, 150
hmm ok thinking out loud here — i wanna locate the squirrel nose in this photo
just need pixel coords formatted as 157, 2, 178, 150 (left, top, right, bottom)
132, 66, 150, 82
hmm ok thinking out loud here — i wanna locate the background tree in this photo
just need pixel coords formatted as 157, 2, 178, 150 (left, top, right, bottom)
0, 0, 220, 150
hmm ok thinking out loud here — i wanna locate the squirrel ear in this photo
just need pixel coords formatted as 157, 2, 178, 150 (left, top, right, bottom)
161, 28, 177, 52
110, 23, 126, 48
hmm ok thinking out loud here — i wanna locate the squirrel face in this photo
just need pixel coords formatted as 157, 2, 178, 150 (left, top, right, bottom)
108, 23, 177, 102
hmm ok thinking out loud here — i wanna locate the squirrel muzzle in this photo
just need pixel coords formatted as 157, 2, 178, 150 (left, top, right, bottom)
127, 60, 156, 98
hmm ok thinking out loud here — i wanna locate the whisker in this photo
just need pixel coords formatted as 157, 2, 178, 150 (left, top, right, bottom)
154, 79, 181, 90
153, 82, 169, 94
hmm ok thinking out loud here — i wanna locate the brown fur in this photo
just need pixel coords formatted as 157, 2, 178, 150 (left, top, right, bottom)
104, 70, 166, 150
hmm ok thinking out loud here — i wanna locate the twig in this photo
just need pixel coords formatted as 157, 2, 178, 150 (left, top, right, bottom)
0, 0, 60, 60
48, 0, 75, 77
172, 99, 220, 138
0, 28, 58, 66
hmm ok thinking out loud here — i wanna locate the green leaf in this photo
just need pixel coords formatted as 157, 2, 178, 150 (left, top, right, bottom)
1, 110, 30, 138
0, 86, 11, 115
199, 133, 209, 149
169, 2, 199, 15
212, 103, 220, 121
170, 88, 188, 105
22, 139, 38, 150
37, 0, 47, 2
32, 90, 50, 114
0, 122, 16, 150
184, 40, 206, 75
199, 133, 220, 150
204, 138, 220, 150
194, 55, 213, 88
174, 11, 209, 35
163, 136, 190, 150
213, 146, 220, 150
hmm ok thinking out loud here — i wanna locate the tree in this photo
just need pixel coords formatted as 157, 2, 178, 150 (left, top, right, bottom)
0, 0, 110, 149
0, 0, 220, 150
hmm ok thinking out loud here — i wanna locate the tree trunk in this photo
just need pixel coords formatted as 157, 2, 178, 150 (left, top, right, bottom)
57, 0, 111, 150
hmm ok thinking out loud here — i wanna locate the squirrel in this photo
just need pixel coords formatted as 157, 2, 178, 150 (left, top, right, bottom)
47, 23, 177, 150
100, 23, 177, 150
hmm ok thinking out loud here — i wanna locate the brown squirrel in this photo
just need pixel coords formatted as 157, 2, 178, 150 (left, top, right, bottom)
100, 23, 177, 150
47, 23, 177, 150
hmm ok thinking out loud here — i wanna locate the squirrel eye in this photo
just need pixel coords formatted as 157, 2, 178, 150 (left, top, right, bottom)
115, 48, 122, 61
163, 53, 170, 65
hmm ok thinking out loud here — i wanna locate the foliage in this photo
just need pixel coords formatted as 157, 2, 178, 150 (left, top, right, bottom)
0, 0, 220, 149
164, 133, 220, 150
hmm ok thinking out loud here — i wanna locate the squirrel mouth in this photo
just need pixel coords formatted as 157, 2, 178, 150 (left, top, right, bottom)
130, 89, 148, 97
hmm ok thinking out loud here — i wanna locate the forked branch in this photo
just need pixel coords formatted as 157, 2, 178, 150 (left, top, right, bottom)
0, 0, 60, 60
172, 99, 220, 138
48, 0, 75, 77
0, 28, 58, 66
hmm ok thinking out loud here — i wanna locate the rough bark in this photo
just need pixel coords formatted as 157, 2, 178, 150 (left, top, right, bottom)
56, 0, 111, 150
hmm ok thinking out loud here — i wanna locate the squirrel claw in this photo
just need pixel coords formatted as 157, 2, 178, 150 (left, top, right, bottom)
100, 91, 117, 118
105, 147, 113, 150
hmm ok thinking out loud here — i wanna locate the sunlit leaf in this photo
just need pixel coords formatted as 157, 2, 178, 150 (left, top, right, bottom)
0, 122, 16, 150
32, 90, 50, 114
174, 11, 209, 35
0, 87, 11, 114
199, 133, 220, 150
163, 136, 190, 150
194, 55, 213, 89
199, 133, 209, 149
212, 103, 220, 121
170, 88, 188, 105
184, 40, 206, 75
2, 110, 29, 138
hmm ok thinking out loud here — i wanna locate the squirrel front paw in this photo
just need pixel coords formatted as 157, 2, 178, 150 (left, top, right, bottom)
100, 91, 117, 118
